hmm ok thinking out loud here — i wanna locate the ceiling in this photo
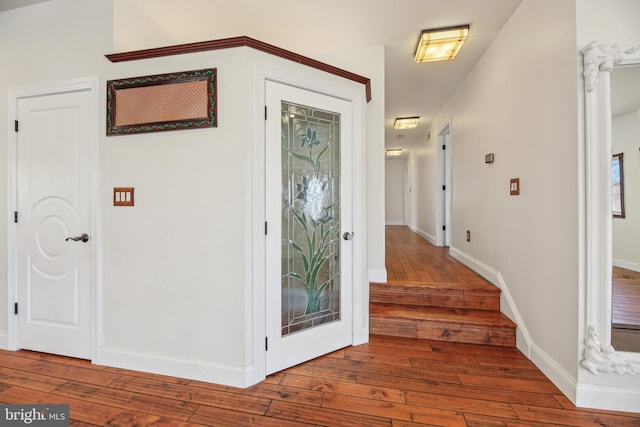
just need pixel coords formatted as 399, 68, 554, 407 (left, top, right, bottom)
1, 0, 525, 156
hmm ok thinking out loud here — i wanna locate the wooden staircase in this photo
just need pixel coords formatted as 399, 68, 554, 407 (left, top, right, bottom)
369, 280, 517, 347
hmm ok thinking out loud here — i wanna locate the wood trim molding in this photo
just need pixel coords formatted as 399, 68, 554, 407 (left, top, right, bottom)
106, 36, 372, 102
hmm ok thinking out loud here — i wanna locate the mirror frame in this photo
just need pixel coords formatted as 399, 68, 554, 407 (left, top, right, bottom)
582, 41, 640, 375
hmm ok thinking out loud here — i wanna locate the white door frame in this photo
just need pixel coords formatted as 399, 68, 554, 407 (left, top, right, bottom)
7, 77, 101, 361
437, 122, 452, 247
250, 63, 366, 385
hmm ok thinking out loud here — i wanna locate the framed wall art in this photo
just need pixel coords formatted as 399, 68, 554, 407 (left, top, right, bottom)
107, 68, 216, 136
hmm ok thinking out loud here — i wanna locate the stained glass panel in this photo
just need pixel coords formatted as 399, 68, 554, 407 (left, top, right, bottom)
281, 101, 341, 336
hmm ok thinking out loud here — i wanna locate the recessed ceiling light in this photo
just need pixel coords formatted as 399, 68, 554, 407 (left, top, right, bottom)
415, 25, 469, 63
394, 117, 419, 129
386, 149, 403, 157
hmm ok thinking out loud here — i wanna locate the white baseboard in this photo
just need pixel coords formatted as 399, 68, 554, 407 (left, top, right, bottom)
576, 383, 640, 413
0, 332, 8, 350
98, 347, 255, 388
408, 225, 436, 245
613, 259, 640, 273
385, 221, 405, 226
368, 268, 387, 283
530, 342, 577, 403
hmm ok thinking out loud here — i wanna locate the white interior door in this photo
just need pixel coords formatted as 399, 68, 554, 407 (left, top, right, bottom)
265, 81, 353, 374
16, 89, 93, 359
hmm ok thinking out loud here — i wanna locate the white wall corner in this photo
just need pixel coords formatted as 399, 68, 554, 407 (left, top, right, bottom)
0, 331, 8, 350
530, 342, 578, 404
367, 268, 387, 284
408, 225, 436, 245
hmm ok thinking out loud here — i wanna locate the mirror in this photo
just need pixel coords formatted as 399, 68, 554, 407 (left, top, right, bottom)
611, 66, 640, 352
581, 42, 640, 375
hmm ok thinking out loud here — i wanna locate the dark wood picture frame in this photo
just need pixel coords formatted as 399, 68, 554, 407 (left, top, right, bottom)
612, 152, 625, 218
107, 68, 216, 136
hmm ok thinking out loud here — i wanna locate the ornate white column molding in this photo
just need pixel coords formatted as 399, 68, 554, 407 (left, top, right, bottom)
582, 326, 640, 375
582, 42, 640, 92
581, 41, 640, 376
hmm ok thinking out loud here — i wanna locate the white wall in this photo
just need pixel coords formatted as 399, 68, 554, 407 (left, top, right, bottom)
408, 132, 438, 243
612, 110, 640, 272
414, 0, 581, 401
385, 159, 406, 225
0, 0, 383, 387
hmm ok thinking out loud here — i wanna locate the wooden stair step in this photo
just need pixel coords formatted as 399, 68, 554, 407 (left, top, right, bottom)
370, 303, 516, 347
370, 281, 500, 311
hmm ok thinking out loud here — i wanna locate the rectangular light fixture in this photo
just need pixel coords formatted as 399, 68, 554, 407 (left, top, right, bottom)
394, 117, 420, 129
386, 149, 403, 157
414, 25, 469, 63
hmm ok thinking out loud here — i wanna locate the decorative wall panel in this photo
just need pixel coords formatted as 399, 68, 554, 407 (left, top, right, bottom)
107, 68, 216, 135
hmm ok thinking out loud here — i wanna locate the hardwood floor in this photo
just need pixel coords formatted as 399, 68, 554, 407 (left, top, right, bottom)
612, 266, 640, 328
0, 341, 638, 426
0, 226, 637, 425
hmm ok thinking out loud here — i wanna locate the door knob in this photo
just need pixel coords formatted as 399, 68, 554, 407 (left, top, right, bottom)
66, 233, 89, 242
343, 232, 354, 241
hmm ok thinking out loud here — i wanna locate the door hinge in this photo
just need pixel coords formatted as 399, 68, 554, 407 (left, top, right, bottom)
264, 106, 267, 121
265, 337, 268, 351
14, 120, 19, 132
442, 225, 446, 231
265, 221, 268, 235
442, 144, 446, 150
14, 303, 18, 315
14, 211, 18, 223
442, 185, 446, 191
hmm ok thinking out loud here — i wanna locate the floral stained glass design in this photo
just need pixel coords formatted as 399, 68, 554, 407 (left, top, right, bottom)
281, 101, 341, 336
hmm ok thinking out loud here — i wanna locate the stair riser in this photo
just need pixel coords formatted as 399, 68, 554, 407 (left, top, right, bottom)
370, 290, 500, 311
370, 319, 515, 347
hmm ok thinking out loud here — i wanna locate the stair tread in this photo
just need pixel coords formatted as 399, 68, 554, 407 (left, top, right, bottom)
370, 303, 516, 329
372, 280, 500, 294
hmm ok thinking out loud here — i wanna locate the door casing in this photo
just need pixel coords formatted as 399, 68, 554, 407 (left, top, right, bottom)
7, 77, 101, 360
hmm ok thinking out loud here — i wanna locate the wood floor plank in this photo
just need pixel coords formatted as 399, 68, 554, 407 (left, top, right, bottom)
190, 404, 314, 427
355, 371, 564, 408
404, 390, 518, 418
280, 373, 406, 403
511, 403, 640, 426
266, 400, 392, 427
321, 392, 467, 427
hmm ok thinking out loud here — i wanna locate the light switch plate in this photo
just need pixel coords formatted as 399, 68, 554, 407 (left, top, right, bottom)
114, 187, 134, 206
510, 178, 520, 195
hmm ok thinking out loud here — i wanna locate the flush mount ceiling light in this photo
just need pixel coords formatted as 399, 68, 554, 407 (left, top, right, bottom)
386, 149, 403, 157
414, 25, 470, 63
394, 117, 420, 130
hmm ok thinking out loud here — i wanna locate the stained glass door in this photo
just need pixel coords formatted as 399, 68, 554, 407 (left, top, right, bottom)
265, 81, 353, 375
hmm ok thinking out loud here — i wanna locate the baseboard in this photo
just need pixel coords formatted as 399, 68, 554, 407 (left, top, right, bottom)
98, 347, 255, 388
576, 383, 640, 413
385, 221, 405, 226
407, 225, 436, 245
613, 259, 640, 273
530, 342, 577, 403
368, 268, 387, 283
0, 331, 8, 350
